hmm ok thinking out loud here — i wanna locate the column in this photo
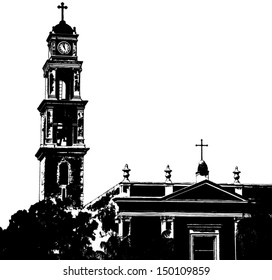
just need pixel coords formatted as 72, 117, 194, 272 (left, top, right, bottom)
73, 71, 80, 99
160, 216, 174, 238
119, 183, 130, 197
77, 110, 84, 145
118, 217, 123, 238
45, 77, 48, 99
234, 218, 240, 260
48, 69, 56, 99
117, 216, 131, 239
45, 109, 54, 145
40, 113, 45, 145
72, 43, 77, 57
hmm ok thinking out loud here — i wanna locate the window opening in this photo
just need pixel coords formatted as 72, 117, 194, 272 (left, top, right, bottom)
188, 224, 221, 260
59, 162, 69, 185
193, 236, 216, 260
61, 187, 67, 200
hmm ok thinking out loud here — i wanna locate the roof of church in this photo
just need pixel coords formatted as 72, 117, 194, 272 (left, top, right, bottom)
86, 164, 272, 210
86, 178, 272, 212
110, 179, 272, 216
118, 179, 272, 198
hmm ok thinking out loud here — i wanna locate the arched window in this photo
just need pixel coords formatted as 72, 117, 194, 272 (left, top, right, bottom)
59, 162, 69, 185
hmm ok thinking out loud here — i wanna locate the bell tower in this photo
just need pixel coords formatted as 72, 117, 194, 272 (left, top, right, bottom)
35, 3, 89, 207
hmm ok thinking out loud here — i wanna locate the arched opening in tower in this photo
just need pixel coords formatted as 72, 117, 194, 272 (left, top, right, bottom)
56, 69, 73, 100
59, 162, 69, 185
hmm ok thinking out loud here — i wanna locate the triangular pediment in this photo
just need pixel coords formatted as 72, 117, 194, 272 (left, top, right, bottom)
164, 180, 246, 202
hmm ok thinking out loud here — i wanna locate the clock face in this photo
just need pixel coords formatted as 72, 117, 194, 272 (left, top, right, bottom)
57, 41, 71, 55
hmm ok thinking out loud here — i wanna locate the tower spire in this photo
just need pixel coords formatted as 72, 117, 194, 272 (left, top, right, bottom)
58, 2, 68, 21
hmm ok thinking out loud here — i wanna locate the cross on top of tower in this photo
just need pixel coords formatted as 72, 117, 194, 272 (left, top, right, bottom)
58, 2, 68, 21
195, 139, 208, 161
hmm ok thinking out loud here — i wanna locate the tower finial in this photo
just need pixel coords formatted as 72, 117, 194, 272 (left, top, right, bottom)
195, 139, 208, 161
58, 2, 68, 21
195, 139, 209, 179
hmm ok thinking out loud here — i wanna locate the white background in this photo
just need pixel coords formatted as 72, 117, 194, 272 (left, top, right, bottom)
0, 0, 272, 228
0, 260, 271, 279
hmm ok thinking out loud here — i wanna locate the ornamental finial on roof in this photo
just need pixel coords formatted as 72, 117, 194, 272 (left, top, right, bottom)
233, 166, 241, 184
195, 139, 209, 178
165, 165, 172, 183
58, 2, 68, 21
122, 164, 131, 182
195, 139, 208, 161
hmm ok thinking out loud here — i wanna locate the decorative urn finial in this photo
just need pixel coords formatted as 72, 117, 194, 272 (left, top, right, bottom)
165, 165, 172, 183
233, 166, 241, 184
122, 164, 131, 182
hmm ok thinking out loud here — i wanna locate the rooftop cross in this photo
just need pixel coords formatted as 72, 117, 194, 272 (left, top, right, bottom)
195, 139, 208, 161
58, 2, 68, 21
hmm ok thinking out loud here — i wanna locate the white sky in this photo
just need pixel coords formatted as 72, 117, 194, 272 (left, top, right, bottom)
0, 0, 272, 228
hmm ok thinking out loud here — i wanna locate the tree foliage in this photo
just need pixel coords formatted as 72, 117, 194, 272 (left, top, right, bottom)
0, 198, 98, 259
90, 188, 119, 210
96, 203, 117, 233
237, 213, 272, 259
89, 189, 119, 233
97, 232, 175, 260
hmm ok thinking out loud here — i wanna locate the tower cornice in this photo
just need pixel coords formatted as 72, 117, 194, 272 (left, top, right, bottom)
43, 60, 83, 76
37, 99, 88, 113
46, 32, 79, 43
35, 146, 90, 161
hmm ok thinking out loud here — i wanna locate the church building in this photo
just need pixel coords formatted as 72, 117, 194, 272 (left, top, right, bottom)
86, 138, 272, 260
36, 3, 272, 260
